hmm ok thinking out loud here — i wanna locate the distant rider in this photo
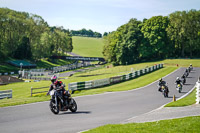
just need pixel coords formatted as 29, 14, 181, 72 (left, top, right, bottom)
175, 77, 182, 87
158, 78, 166, 92
189, 64, 193, 71
181, 74, 186, 84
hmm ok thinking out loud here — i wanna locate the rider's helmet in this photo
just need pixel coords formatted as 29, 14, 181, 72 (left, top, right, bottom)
160, 78, 162, 82
190, 64, 192, 66
51, 75, 57, 83
176, 77, 179, 80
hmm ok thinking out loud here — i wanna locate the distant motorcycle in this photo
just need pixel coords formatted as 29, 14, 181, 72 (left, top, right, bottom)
158, 84, 169, 98
49, 88, 77, 114
176, 83, 182, 93
184, 71, 189, 77
161, 85, 169, 98
189, 66, 193, 72
181, 76, 186, 85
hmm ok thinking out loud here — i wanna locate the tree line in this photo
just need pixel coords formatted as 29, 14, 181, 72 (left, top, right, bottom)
70, 28, 102, 38
103, 9, 200, 65
0, 8, 73, 61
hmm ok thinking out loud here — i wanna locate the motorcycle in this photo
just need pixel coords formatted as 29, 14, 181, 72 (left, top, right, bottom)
176, 83, 182, 93
161, 85, 169, 98
158, 84, 168, 98
181, 76, 186, 85
184, 71, 189, 77
189, 66, 193, 72
49, 88, 77, 114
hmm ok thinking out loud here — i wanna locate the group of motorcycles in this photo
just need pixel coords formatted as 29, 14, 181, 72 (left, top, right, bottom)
47, 64, 194, 114
158, 64, 193, 98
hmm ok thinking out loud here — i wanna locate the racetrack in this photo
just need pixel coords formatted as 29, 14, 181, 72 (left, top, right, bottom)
0, 67, 199, 133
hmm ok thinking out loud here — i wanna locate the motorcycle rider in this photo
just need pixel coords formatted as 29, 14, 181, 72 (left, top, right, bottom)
175, 77, 182, 88
158, 78, 166, 92
47, 75, 71, 107
181, 74, 186, 84
189, 64, 193, 71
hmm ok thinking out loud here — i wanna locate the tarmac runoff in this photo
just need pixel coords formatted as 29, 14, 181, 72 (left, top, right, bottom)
122, 104, 200, 124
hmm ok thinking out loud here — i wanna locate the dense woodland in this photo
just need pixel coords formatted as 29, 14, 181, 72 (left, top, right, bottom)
0, 8, 73, 61
103, 9, 200, 65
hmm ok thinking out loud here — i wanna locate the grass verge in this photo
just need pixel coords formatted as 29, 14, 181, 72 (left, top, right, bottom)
165, 88, 196, 107
84, 116, 200, 133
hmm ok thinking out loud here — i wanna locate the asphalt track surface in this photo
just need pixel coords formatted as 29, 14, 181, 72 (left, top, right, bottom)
0, 67, 199, 133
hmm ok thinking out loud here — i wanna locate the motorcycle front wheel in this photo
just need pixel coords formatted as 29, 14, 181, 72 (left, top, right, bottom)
69, 98, 77, 112
49, 99, 59, 114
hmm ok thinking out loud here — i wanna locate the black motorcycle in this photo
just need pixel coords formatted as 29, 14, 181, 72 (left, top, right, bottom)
181, 76, 186, 85
158, 84, 169, 98
161, 85, 169, 98
49, 88, 77, 114
184, 71, 189, 77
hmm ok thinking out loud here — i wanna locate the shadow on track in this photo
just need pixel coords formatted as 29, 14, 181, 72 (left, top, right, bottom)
59, 111, 91, 115
183, 83, 192, 85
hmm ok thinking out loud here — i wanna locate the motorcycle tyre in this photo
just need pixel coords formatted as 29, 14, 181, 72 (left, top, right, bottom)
50, 100, 59, 114
69, 98, 77, 112
163, 91, 168, 98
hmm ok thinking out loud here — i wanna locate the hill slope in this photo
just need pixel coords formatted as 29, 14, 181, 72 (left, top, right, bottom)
72, 36, 104, 57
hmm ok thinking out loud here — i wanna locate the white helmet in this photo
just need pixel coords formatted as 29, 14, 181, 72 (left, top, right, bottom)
176, 77, 179, 80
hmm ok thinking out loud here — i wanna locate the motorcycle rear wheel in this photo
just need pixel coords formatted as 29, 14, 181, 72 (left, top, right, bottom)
69, 98, 77, 112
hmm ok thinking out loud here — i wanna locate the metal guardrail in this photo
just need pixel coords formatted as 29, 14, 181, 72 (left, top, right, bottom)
0, 90, 12, 99
68, 64, 164, 93
196, 81, 200, 104
31, 87, 48, 96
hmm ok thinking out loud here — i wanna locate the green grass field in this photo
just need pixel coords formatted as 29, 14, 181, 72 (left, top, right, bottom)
84, 116, 200, 133
72, 36, 104, 57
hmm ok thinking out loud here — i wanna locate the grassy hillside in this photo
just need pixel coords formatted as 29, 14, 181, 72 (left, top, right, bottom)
72, 36, 104, 57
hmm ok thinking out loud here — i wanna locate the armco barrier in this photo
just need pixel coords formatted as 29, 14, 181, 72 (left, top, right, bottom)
68, 64, 164, 93
0, 90, 12, 99
196, 81, 200, 104
31, 87, 48, 96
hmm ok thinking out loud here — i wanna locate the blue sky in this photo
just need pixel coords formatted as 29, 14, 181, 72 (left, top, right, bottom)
1, 0, 200, 34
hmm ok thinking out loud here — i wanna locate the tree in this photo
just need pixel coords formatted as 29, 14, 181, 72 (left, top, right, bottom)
103, 18, 142, 65
141, 16, 171, 59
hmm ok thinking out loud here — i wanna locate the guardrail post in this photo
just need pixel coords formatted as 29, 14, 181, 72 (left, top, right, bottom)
196, 81, 200, 104
10, 89, 12, 98
31, 87, 33, 97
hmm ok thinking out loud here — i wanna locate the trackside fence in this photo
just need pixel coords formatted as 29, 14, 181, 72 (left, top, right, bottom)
68, 64, 163, 93
196, 81, 200, 104
0, 90, 12, 99
31, 87, 49, 96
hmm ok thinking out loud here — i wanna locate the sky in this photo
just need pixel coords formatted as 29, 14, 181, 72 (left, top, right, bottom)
0, 0, 200, 34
